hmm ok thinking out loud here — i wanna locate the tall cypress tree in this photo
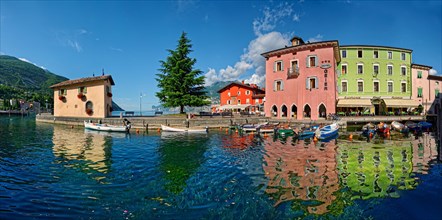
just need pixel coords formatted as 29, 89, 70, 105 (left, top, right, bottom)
156, 32, 209, 114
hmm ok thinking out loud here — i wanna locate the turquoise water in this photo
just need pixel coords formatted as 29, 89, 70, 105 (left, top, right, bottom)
0, 116, 441, 219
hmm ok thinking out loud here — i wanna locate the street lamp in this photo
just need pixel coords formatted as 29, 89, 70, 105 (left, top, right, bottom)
140, 93, 146, 116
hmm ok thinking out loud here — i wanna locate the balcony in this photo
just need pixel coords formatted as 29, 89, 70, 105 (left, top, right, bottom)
287, 67, 300, 79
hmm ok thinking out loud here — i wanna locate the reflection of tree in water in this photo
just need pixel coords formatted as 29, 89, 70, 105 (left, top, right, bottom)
159, 134, 208, 194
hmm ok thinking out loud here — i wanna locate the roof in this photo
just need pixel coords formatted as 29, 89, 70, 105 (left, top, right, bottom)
337, 99, 372, 107
411, 63, 432, 70
219, 104, 251, 110
217, 82, 265, 93
252, 94, 265, 99
383, 99, 420, 108
50, 75, 115, 88
340, 45, 412, 52
428, 74, 442, 81
261, 40, 341, 63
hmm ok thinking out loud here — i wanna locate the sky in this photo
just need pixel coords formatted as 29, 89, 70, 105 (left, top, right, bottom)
1, 0, 441, 111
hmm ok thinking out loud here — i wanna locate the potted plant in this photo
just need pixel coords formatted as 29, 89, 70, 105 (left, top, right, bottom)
77, 93, 84, 99
58, 95, 65, 101
86, 108, 93, 115
107, 92, 113, 97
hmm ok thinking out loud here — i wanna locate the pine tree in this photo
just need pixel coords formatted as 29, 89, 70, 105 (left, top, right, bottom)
156, 32, 209, 114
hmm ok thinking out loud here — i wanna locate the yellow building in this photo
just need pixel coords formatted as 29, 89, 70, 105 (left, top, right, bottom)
50, 75, 115, 118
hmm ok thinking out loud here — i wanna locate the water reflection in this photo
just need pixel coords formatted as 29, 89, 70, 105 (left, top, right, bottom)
52, 126, 116, 181
263, 137, 339, 215
158, 132, 209, 194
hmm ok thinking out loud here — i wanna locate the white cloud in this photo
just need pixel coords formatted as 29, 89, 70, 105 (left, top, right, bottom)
110, 47, 123, 52
205, 2, 298, 87
293, 14, 300, 22
55, 29, 88, 52
307, 34, 324, 43
18, 57, 46, 69
430, 69, 438, 75
205, 31, 289, 86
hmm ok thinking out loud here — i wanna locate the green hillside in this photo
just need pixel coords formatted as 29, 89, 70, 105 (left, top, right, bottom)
204, 81, 233, 102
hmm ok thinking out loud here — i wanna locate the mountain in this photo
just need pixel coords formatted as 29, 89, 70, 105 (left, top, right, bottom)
0, 55, 68, 92
204, 81, 233, 103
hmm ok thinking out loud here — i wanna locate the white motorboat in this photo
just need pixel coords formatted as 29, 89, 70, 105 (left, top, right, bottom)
84, 121, 130, 132
161, 124, 208, 133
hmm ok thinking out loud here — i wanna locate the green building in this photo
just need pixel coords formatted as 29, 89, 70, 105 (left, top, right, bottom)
337, 46, 420, 115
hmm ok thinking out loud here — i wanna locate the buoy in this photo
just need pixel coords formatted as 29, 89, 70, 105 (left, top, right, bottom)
349, 134, 353, 141
235, 129, 238, 133
220, 127, 222, 130
313, 136, 318, 142
157, 128, 161, 133
369, 132, 373, 139
71, 125, 74, 129
136, 129, 140, 134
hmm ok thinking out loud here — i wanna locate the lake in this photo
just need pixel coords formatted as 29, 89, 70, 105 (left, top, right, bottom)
0, 116, 441, 219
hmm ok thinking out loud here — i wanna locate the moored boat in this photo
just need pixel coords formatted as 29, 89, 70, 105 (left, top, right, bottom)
161, 124, 208, 133
84, 121, 130, 132
391, 121, 405, 132
418, 121, 432, 130
315, 123, 339, 140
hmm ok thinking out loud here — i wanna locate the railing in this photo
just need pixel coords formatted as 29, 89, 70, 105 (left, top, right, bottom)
287, 67, 300, 79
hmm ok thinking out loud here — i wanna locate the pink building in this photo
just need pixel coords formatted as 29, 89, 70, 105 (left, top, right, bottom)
411, 64, 442, 115
261, 36, 340, 120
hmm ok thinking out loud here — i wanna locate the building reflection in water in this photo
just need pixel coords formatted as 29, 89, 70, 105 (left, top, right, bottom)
52, 126, 116, 181
263, 137, 339, 215
262, 133, 438, 215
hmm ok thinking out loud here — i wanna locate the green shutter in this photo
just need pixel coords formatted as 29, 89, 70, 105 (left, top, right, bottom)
418, 88, 423, 97
417, 71, 422, 78
436, 89, 440, 98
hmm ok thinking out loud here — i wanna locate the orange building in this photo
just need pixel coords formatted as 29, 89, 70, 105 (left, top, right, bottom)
50, 75, 115, 118
217, 81, 265, 113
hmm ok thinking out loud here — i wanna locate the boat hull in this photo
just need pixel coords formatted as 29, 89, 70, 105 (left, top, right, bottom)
161, 125, 207, 133
84, 121, 129, 132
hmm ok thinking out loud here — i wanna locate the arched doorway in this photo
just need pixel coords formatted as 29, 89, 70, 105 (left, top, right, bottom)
272, 105, 278, 117
281, 105, 287, 117
86, 101, 94, 116
319, 104, 327, 118
291, 104, 298, 119
304, 104, 311, 118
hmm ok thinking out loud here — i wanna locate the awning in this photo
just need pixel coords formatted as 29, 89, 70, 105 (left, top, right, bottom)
219, 104, 251, 110
337, 99, 373, 107
383, 99, 420, 108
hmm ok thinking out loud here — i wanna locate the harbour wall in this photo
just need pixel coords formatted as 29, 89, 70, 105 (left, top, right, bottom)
35, 113, 426, 131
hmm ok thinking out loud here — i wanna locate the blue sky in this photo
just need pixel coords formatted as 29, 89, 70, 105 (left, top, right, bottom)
1, 0, 441, 111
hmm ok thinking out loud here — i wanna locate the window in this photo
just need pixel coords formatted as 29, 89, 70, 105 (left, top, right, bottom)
237, 91, 241, 95
388, 81, 393, 93
227, 100, 231, 104
341, 64, 347, 75
274, 60, 283, 72
373, 65, 379, 75
78, 87, 87, 94
388, 51, 392, 59
342, 81, 348, 92
342, 50, 347, 58
373, 50, 379, 58
358, 50, 363, 58
401, 82, 406, 92
374, 81, 379, 92
228, 92, 231, 97
291, 60, 298, 69
417, 87, 423, 98
86, 101, 93, 112
308, 56, 317, 67
401, 66, 406, 76
388, 65, 393, 75
401, 53, 406, 60
274, 80, 283, 91
306, 77, 319, 90
436, 89, 440, 98
357, 64, 363, 74
255, 99, 259, 104
58, 89, 67, 96
246, 90, 250, 95
246, 98, 250, 104
417, 71, 422, 79
358, 81, 364, 92
238, 100, 241, 104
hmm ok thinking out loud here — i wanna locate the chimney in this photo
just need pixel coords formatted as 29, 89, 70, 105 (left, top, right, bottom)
291, 35, 305, 46
242, 80, 245, 84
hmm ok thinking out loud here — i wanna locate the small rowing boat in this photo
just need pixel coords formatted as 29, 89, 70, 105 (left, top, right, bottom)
84, 121, 130, 132
391, 121, 405, 132
161, 124, 208, 133
315, 123, 339, 140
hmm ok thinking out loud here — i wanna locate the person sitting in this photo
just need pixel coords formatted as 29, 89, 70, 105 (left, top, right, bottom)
123, 118, 131, 131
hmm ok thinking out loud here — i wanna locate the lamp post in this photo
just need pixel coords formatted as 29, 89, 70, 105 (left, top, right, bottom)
140, 93, 146, 116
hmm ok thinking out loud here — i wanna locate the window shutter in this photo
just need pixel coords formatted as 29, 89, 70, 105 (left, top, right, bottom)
281, 81, 284, 91
273, 81, 276, 91
306, 78, 310, 89
84, 87, 87, 93
306, 57, 310, 68
273, 62, 276, 72
314, 56, 318, 67
78, 88, 81, 93
315, 77, 319, 89
338, 85, 341, 93
281, 61, 284, 71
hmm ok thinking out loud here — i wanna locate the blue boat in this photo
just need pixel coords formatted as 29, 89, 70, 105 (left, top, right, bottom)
315, 123, 339, 140
418, 121, 432, 130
